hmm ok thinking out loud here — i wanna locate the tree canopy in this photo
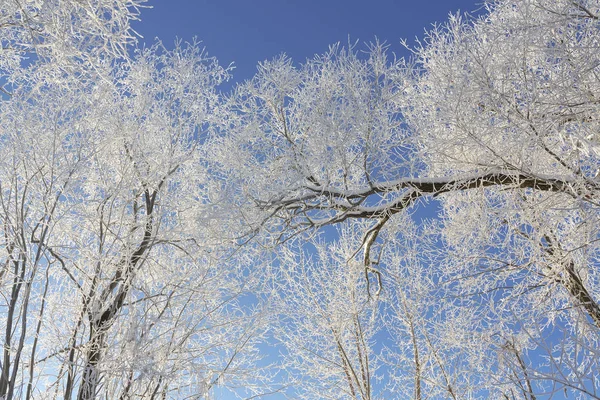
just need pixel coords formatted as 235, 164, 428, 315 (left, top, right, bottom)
1, 0, 600, 399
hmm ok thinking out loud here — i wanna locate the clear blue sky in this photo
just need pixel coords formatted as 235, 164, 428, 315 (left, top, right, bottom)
133, 0, 484, 84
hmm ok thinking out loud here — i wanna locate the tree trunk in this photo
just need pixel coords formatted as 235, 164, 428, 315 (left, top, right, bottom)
562, 261, 600, 328
77, 328, 106, 400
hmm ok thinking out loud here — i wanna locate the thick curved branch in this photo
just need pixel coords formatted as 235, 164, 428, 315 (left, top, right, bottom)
268, 171, 583, 222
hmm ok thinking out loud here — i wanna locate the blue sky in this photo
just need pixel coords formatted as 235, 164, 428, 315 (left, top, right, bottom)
133, 0, 484, 84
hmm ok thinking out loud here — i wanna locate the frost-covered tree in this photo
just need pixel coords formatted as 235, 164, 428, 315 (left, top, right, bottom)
216, 0, 600, 397
0, 0, 144, 80
269, 225, 379, 400
5, 0, 600, 398
0, 2, 267, 397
